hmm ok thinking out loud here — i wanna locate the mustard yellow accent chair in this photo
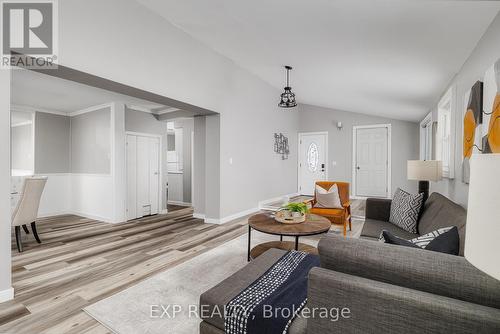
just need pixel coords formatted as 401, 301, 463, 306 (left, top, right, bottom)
305, 181, 352, 236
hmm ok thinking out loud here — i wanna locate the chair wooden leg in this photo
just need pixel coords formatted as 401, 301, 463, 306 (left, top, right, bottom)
15, 226, 23, 252
31, 222, 41, 244
343, 222, 347, 237
349, 217, 352, 231
22, 225, 30, 234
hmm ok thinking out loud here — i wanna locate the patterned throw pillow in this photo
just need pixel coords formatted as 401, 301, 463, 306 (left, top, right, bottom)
379, 227, 459, 255
389, 188, 424, 233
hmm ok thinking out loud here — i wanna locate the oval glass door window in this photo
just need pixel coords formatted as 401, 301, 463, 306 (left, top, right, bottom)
307, 143, 319, 172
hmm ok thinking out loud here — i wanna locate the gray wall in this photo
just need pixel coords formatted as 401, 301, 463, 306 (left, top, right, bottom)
193, 116, 206, 215
125, 108, 168, 210
34, 112, 71, 173
205, 115, 221, 219
11, 124, 33, 172
0, 70, 11, 295
428, 12, 500, 207
174, 118, 194, 203
298, 104, 420, 195
71, 107, 111, 174
192, 114, 221, 219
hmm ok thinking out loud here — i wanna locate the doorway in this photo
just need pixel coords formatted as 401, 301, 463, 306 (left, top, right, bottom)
126, 132, 161, 220
298, 132, 328, 196
352, 124, 391, 198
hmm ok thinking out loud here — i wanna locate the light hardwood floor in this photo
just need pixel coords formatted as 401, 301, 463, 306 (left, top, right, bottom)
0, 208, 248, 334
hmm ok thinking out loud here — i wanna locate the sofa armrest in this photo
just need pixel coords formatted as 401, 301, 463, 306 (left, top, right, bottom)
307, 268, 500, 334
365, 197, 392, 221
317, 235, 500, 309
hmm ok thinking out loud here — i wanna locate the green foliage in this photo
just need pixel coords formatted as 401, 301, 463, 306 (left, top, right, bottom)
282, 202, 309, 214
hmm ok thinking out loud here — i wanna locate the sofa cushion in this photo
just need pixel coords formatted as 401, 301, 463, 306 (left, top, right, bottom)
389, 188, 424, 233
199, 249, 287, 330
380, 227, 460, 255
418, 192, 467, 255
309, 207, 344, 217
361, 218, 418, 240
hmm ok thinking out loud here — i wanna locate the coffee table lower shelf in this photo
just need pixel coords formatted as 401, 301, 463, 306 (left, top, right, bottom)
250, 241, 318, 260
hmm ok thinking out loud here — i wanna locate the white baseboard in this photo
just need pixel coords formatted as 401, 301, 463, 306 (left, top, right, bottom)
204, 218, 221, 224
0, 287, 14, 303
219, 207, 260, 224
70, 211, 115, 224
38, 211, 73, 218
196, 192, 301, 225
193, 213, 206, 220
167, 201, 192, 207
258, 192, 300, 209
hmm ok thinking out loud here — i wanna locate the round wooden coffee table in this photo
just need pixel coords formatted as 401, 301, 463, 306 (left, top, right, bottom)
247, 213, 331, 261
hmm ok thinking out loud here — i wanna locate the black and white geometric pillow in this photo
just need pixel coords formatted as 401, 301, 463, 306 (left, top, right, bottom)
389, 188, 424, 233
379, 226, 460, 255
409, 227, 453, 248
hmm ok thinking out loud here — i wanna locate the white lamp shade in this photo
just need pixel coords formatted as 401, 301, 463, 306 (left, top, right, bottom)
407, 160, 443, 182
465, 154, 500, 280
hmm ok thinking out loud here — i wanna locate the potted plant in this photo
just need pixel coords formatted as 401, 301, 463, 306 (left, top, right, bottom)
282, 202, 309, 218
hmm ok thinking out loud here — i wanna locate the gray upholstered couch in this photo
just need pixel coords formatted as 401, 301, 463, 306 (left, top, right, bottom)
360, 192, 467, 255
199, 193, 500, 333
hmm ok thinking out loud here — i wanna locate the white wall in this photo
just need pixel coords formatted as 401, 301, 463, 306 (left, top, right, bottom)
427, 12, 500, 206
37, 174, 71, 217
0, 70, 12, 302
58, 0, 300, 220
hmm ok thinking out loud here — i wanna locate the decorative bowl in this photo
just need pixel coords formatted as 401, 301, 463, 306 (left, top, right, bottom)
275, 210, 306, 224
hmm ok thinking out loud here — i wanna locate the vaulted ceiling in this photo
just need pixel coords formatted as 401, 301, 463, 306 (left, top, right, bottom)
137, 0, 500, 121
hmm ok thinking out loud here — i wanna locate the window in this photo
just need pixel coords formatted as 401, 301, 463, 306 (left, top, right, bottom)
420, 112, 433, 161
307, 143, 319, 172
436, 87, 455, 178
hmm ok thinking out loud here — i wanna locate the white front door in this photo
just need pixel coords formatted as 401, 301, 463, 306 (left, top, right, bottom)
298, 132, 328, 196
354, 126, 390, 198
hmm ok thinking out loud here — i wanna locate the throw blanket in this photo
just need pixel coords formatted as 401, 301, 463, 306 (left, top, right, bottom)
225, 250, 320, 334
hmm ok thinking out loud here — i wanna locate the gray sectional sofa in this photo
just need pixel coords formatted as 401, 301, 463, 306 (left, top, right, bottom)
361, 192, 467, 254
199, 193, 500, 333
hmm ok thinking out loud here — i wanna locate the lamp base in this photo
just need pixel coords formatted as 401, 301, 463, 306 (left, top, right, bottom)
418, 180, 429, 203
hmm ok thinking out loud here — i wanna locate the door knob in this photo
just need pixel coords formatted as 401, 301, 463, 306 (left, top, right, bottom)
356, 166, 360, 170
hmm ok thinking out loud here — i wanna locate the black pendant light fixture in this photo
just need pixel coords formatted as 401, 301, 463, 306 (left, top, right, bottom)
278, 65, 297, 108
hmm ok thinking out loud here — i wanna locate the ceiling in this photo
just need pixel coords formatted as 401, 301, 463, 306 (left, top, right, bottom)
137, 0, 500, 121
11, 69, 170, 114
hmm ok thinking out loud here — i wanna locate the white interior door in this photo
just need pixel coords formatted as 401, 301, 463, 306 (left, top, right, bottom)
136, 136, 151, 217
354, 126, 389, 197
126, 135, 137, 221
126, 134, 161, 220
148, 137, 160, 215
298, 133, 328, 196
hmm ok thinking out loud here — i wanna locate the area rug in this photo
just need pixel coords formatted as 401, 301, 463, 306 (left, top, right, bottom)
84, 221, 362, 334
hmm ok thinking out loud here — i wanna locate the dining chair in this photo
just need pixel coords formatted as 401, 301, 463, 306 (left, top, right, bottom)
12, 176, 47, 252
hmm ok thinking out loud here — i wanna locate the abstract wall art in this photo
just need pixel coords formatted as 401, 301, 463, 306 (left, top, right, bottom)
274, 133, 289, 160
462, 81, 483, 184
462, 58, 500, 184
482, 58, 500, 154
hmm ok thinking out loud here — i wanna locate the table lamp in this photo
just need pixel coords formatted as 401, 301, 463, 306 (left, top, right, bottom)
407, 160, 443, 202
465, 154, 500, 281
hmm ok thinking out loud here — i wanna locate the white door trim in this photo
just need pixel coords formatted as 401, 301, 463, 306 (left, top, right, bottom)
125, 131, 163, 218
297, 131, 329, 194
352, 124, 392, 199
